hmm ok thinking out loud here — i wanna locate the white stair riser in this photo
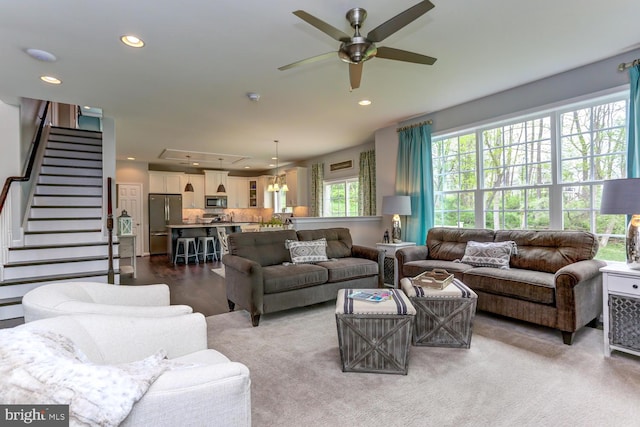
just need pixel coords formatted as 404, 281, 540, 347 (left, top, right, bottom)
24, 232, 103, 245
45, 149, 102, 160
3, 259, 118, 280
40, 165, 102, 177
47, 141, 102, 153
36, 185, 102, 196
32, 196, 102, 206
29, 207, 102, 218
0, 305, 23, 320
27, 219, 102, 232
38, 175, 102, 186
0, 276, 117, 300
8, 245, 115, 263
43, 157, 102, 168
49, 133, 102, 144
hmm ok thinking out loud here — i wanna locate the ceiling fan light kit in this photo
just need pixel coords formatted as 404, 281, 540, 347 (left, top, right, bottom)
279, 1, 437, 90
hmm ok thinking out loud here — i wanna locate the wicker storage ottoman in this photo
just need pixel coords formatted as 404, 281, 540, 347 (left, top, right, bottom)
335, 289, 416, 375
401, 277, 477, 348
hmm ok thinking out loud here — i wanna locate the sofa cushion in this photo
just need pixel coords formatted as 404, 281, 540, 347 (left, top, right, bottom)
460, 240, 517, 269
316, 257, 378, 283
228, 229, 298, 266
402, 260, 474, 281
263, 263, 328, 294
286, 238, 329, 264
463, 267, 556, 305
494, 230, 598, 273
297, 228, 352, 259
427, 227, 495, 261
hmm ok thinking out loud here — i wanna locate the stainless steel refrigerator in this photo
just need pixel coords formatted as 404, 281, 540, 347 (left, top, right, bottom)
149, 194, 182, 255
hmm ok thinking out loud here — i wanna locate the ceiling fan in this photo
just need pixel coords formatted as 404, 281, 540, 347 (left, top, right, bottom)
278, 0, 437, 90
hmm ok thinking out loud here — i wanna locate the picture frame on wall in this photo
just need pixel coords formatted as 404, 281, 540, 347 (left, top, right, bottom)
329, 160, 353, 172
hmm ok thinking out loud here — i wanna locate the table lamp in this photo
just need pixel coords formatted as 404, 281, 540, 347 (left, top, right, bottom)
382, 195, 412, 243
600, 178, 640, 269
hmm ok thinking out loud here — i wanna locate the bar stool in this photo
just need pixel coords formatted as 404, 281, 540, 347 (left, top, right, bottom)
197, 236, 218, 262
174, 237, 198, 264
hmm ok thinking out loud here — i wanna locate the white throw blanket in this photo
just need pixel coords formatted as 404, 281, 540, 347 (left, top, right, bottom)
0, 329, 169, 427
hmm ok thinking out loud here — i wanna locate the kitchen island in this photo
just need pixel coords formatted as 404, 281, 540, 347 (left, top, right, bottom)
165, 223, 252, 263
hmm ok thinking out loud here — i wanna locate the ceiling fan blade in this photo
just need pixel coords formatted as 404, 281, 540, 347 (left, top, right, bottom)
375, 46, 437, 65
278, 51, 336, 71
349, 62, 363, 90
366, 0, 435, 43
293, 10, 351, 42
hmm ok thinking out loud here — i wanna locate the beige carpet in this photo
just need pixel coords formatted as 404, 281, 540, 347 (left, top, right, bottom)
211, 267, 225, 278
206, 302, 640, 427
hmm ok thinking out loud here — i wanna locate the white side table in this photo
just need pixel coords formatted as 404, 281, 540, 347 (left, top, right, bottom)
376, 242, 416, 288
601, 263, 640, 358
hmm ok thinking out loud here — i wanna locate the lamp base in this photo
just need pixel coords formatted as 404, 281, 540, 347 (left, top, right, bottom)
627, 215, 640, 270
392, 215, 402, 243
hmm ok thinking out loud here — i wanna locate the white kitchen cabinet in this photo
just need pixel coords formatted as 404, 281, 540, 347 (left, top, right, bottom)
149, 171, 183, 194
181, 174, 205, 208
285, 167, 308, 207
227, 176, 249, 208
204, 170, 229, 195
250, 176, 273, 208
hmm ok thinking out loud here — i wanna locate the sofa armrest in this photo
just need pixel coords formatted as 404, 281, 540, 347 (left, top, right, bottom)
123, 361, 251, 427
352, 245, 385, 288
396, 246, 429, 264
554, 259, 606, 332
222, 254, 265, 316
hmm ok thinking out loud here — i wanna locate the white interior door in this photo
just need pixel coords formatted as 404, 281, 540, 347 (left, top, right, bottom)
117, 183, 144, 256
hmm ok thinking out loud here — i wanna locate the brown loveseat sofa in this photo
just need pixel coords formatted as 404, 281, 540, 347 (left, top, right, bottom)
396, 227, 606, 344
223, 228, 384, 326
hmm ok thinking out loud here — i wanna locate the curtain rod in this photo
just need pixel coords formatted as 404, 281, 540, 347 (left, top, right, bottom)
397, 120, 433, 132
618, 58, 640, 72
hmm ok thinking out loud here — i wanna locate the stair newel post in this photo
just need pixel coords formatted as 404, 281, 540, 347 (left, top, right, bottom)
107, 177, 115, 284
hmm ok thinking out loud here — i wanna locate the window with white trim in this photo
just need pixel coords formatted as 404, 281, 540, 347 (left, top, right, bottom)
432, 93, 628, 261
323, 178, 359, 217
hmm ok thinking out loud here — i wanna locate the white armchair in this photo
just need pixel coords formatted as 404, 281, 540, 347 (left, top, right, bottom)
22, 282, 193, 322
18, 313, 251, 426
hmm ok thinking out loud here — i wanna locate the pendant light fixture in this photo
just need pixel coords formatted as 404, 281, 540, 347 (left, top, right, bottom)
184, 155, 194, 192
216, 158, 226, 193
267, 140, 288, 192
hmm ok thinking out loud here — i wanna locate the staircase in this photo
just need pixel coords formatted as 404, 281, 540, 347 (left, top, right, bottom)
0, 126, 119, 320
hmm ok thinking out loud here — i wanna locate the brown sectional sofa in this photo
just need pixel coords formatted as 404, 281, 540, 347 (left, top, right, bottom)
223, 228, 384, 326
396, 227, 606, 344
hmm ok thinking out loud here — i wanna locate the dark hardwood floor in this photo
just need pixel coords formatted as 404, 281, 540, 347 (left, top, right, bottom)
0, 255, 230, 329
120, 255, 229, 317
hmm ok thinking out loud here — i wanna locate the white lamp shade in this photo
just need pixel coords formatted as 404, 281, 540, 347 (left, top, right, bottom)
601, 178, 640, 214
382, 195, 412, 216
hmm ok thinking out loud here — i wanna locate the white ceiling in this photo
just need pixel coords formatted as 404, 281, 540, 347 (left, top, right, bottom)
1, 0, 639, 171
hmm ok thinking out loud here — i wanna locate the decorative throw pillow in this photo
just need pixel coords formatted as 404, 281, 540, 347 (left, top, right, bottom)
460, 240, 518, 269
286, 238, 328, 264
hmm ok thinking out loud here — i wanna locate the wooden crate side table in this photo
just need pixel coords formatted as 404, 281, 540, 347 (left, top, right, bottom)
376, 242, 416, 288
601, 263, 640, 358
401, 277, 477, 348
335, 288, 416, 375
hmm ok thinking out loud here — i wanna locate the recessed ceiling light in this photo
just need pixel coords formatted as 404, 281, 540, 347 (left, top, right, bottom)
40, 76, 61, 85
25, 48, 57, 62
127, 157, 136, 160
120, 35, 145, 48
193, 162, 200, 166
244, 166, 251, 169
358, 99, 372, 106
269, 163, 275, 167
83, 106, 91, 109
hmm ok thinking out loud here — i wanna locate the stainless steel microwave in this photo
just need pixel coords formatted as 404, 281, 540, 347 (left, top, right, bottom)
205, 195, 227, 208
